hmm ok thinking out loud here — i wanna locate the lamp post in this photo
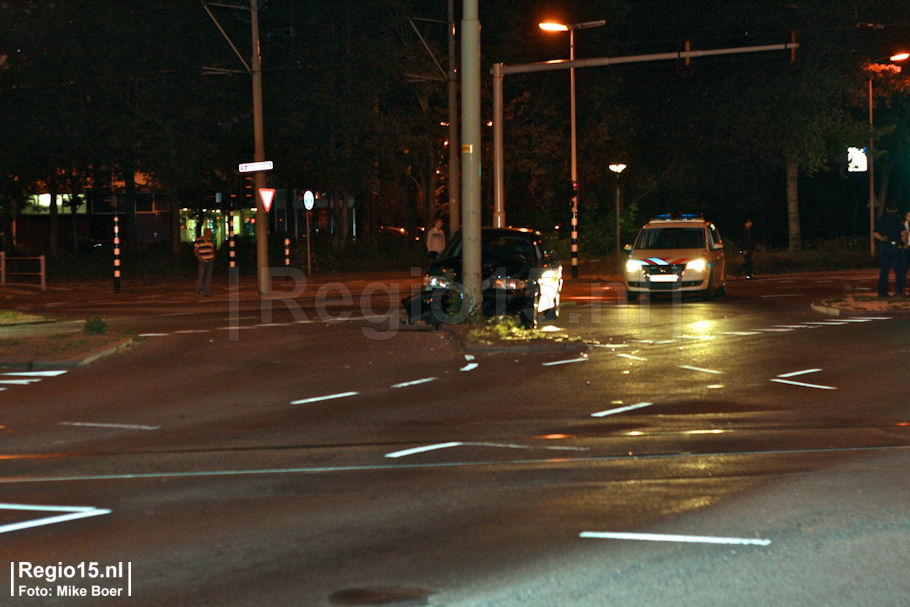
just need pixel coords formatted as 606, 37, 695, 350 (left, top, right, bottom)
609, 163, 626, 261
867, 51, 909, 258
540, 19, 605, 279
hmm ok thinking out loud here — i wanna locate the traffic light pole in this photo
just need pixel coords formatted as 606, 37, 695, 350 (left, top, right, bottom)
491, 40, 798, 272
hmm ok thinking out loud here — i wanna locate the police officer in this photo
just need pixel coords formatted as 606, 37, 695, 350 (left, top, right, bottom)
873, 204, 907, 297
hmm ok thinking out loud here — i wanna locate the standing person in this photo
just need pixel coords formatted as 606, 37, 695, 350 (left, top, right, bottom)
873, 205, 906, 297
903, 211, 910, 273
426, 217, 445, 260
737, 218, 755, 279
193, 227, 215, 297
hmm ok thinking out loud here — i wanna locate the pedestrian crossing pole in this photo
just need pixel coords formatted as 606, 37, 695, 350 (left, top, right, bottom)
228, 208, 236, 270
113, 210, 121, 294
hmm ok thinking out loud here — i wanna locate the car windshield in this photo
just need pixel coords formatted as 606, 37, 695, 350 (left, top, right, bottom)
442, 232, 538, 263
635, 227, 705, 249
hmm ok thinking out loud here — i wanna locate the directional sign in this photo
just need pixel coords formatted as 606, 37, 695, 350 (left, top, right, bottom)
239, 160, 273, 173
259, 188, 276, 212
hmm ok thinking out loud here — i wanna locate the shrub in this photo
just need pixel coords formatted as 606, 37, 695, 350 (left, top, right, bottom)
84, 317, 108, 335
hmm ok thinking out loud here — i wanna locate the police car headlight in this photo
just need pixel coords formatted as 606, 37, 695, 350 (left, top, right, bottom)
492, 277, 527, 291
424, 274, 453, 290
686, 258, 707, 273
626, 259, 645, 273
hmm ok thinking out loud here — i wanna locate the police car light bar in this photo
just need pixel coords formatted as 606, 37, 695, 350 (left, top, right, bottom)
652, 213, 704, 220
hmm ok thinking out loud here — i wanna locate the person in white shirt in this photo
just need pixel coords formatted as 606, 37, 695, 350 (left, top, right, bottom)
426, 217, 445, 260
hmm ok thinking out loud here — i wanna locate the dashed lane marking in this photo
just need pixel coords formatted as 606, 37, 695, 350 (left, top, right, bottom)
59, 422, 160, 431
580, 531, 771, 546
591, 402, 655, 418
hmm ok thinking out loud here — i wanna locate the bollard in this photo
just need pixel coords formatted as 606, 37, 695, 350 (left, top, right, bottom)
113, 215, 121, 293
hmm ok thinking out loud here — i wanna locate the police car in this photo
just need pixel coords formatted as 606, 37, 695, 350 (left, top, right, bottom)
623, 214, 726, 302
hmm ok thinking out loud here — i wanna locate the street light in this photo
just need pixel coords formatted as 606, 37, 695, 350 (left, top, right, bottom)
867, 51, 909, 258
609, 163, 626, 261
539, 19, 606, 279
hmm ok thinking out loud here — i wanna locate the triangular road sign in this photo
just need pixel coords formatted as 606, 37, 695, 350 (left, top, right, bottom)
259, 188, 276, 212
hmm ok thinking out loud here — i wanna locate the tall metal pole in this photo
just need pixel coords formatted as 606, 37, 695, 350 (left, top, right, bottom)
461, 0, 482, 314
447, 0, 460, 236
492, 40, 799, 229
251, 0, 269, 295
569, 28, 579, 279
492, 62, 505, 227
868, 76, 876, 259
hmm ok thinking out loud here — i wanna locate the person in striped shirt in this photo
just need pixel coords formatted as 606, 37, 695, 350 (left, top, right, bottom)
193, 228, 215, 296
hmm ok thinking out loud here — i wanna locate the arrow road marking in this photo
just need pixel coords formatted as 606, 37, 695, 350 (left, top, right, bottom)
772, 368, 835, 390
0, 503, 111, 535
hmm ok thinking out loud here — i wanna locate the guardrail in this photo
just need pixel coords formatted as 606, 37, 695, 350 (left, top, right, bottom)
0, 252, 46, 291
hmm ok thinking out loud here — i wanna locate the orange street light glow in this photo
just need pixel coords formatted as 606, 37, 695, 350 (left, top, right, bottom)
539, 22, 569, 32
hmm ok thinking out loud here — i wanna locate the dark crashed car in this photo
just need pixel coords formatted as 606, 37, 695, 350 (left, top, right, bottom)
403, 227, 563, 327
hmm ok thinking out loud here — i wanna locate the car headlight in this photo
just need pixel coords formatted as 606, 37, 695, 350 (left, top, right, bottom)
626, 259, 645, 273
492, 277, 528, 291
685, 258, 707, 272
424, 274, 453, 290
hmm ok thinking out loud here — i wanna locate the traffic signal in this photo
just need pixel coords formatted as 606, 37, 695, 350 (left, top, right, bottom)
241, 175, 253, 206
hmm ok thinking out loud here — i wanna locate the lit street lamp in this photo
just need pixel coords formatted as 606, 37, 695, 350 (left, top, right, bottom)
539, 19, 605, 279
609, 163, 626, 261
866, 51, 909, 258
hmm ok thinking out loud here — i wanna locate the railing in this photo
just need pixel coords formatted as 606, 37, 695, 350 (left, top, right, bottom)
0, 252, 46, 291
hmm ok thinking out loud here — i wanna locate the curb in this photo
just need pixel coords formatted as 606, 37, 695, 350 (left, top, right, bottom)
810, 302, 841, 317
0, 337, 136, 370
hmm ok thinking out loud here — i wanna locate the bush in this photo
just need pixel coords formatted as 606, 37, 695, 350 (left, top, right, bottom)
84, 317, 108, 335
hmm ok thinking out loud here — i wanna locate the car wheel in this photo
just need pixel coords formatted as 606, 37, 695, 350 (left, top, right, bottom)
702, 277, 715, 300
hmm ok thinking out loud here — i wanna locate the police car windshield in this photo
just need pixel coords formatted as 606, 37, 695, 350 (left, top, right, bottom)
635, 227, 705, 249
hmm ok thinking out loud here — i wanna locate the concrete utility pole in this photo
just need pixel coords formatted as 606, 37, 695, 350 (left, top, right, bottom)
460, 0, 482, 314
250, 0, 269, 295
448, 0, 460, 236
202, 0, 270, 295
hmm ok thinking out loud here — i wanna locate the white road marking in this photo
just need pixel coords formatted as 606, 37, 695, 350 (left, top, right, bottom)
0, 379, 42, 385
777, 368, 821, 378
59, 422, 160, 431
616, 353, 647, 361
0, 503, 111, 535
720, 331, 761, 336
137, 333, 171, 337
592, 402, 655, 418
3, 371, 67, 377
385, 442, 463, 458
770, 378, 837, 390
542, 357, 588, 366
460, 355, 478, 372
391, 377, 438, 388
757, 328, 794, 332
173, 329, 211, 334
290, 391, 359, 405
678, 365, 723, 375
580, 531, 771, 546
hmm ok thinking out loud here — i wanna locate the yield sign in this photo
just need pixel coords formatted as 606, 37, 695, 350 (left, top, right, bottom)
259, 188, 276, 212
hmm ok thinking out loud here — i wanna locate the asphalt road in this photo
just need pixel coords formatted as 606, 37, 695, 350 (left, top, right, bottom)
1, 270, 908, 606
